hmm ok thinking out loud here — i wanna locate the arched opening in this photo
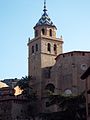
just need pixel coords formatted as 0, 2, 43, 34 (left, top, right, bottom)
54, 44, 57, 54
49, 29, 52, 37
32, 46, 34, 53
45, 83, 55, 93
47, 43, 51, 52
42, 28, 45, 35
36, 44, 38, 51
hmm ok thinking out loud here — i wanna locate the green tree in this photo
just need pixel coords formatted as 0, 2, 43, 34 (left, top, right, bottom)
46, 93, 86, 120
16, 76, 31, 89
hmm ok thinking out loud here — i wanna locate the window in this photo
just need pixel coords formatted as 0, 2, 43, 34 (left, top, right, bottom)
82, 52, 85, 56
32, 46, 34, 53
54, 44, 57, 54
63, 54, 65, 57
36, 44, 38, 51
42, 28, 45, 35
45, 83, 55, 93
35, 30, 38, 37
49, 29, 52, 36
43, 67, 52, 79
71, 53, 73, 56
47, 43, 51, 52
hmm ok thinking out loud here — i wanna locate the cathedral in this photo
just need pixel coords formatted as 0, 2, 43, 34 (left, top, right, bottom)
28, 0, 90, 118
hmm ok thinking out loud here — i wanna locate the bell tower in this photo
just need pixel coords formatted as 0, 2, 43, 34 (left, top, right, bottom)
28, 0, 63, 96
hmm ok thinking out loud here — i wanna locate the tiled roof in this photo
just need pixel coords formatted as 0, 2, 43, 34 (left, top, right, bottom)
34, 1, 56, 28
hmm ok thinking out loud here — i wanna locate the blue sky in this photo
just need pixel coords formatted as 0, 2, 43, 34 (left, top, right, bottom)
0, 0, 90, 80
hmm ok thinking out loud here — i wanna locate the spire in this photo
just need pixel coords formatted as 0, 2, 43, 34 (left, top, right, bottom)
43, 0, 47, 13
34, 0, 56, 29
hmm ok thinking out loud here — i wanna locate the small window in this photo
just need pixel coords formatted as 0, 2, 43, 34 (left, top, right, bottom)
35, 30, 38, 37
36, 44, 38, 51
47, 43, 51, 52
71, 53, 73, 56
82, 52, 85, 56
49, 29, 52, 36
54, 44, 57, 54
45, 83, 55, 93
63, 54, 65, 57
42, 28, 45, 35
44, 67, 52, 79
32, 46, 34, 53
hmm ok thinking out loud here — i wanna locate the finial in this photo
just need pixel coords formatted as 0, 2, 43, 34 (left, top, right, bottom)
44, 0, 46, 9
28, 37, 30, 43
43, 0, 47, 13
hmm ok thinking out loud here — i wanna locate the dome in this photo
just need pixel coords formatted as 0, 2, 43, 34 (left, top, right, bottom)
0, 81, 9, 88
